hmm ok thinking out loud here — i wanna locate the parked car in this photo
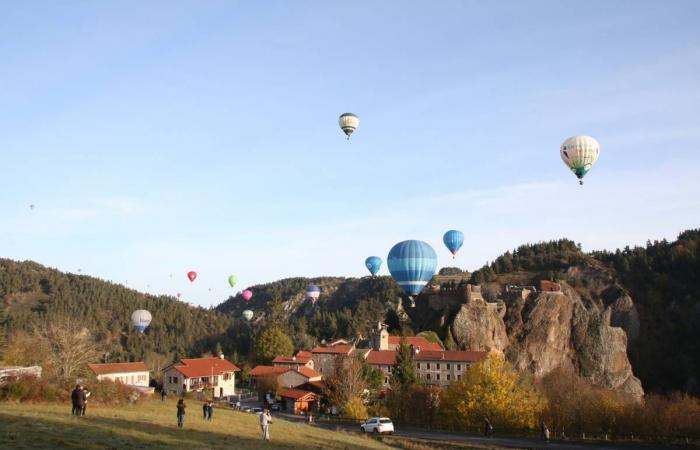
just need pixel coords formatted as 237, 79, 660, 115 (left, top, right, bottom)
360, 417, 394, 435
252, 407, 263, 414
241, 407, 252, 413
270, 403, 280, 411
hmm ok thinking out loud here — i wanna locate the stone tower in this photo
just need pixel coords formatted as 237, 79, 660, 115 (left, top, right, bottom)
371, 322, 389, 351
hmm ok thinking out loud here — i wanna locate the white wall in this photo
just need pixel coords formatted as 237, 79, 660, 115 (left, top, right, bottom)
97, 371, 150, 387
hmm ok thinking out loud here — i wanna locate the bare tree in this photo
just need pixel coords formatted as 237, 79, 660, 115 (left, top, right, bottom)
322, 355, 367, 411
34, 317, 101, 381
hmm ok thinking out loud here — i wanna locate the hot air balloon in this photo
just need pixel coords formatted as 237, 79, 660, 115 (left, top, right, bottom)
443, 230, 464, 258
242, 290, 253, 302
387, 240, 438, 307
228, 275, 237, 288
176, 292, 181, 298
29, 204, 35, 210
242, 310, 254, 322
560, 135, 600, 185
365, 256, 382, 276
131, 309, 152, 333
338, 113, 359, 140
306, 284, 321, 301
187, 271, 197, 282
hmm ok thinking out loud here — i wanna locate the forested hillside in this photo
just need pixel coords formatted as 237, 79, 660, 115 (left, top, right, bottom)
0, 259, 242, 369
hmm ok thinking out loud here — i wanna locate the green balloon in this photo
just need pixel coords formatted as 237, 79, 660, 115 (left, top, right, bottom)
228, 275, 237, 287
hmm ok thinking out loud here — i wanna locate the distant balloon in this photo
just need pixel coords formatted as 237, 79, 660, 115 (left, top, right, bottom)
242, 310, 254, 322
242, 290, 253, 302
169, 273, 173, 279
29, 204, 35, 210
228, 275, 237, 288
77, 268, 82, 274
338, 112, 359, 140
560, 135, 600, 185
131, 309, 152, 333
187, 271, 197, 282
443, 230, 464, 258
208, 288, 212, 292
387, 240, 438, 307
176, 292, 181, 298
306, 284, 321, 301
365, 256, 382, 276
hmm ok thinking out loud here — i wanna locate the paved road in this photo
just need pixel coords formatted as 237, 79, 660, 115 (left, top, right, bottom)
302, 418, 688, 450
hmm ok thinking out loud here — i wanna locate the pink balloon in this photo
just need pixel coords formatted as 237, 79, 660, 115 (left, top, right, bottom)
242, 290, 253, 302
187, 271, 197, 282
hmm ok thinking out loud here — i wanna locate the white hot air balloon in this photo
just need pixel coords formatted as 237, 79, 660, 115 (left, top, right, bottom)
560, 135, 600, 185
338, 113, 359, 140
242, 310, 254, 322
131, 309, 152, 333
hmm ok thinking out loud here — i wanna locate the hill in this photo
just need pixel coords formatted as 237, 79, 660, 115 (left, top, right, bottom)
0, 400, 391, 450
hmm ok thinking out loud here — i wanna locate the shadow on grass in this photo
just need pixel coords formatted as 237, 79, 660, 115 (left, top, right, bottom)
0, 411, 384, 450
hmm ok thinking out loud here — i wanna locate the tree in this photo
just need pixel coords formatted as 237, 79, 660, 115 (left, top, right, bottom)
254, 326, 293, 364
440, 353, 543, 430
0, 307, 7, 361
34, 317, 101, 381
391, 338, 419, 389
444, 328, 457, 350
323, 355, 367, 413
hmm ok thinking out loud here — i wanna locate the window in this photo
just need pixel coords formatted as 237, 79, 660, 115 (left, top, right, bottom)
447, 364, 450, 370
436, 363, 440, 370
457, 374, 462, 380
223, 372, 231, 381
384, 376, 388, 384
416, 363, 421, 369
436, 374, 440, 381
426, 363, 431, 370
426, 373, 431, 380
457, 364, 462, 371
447, 374, 451, 381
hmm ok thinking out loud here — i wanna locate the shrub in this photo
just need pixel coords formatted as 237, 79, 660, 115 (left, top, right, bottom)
343, 397, 369, 421
0, 375, 68, 403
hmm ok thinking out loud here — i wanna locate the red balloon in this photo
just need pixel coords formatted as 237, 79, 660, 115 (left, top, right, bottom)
242, 290, 253, 302
187, 271, 197, 282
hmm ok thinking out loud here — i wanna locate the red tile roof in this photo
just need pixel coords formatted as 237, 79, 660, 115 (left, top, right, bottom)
310, 344, 354, 354
272, 354, 311, 364
304, 380, 326, 391
296, 351, 312, 359
366, 350, 397, 366
296, 367, 322, 379
415, 350, 488, 362
248, 366, 290, 377
279, 388, 318, 401
388, 336, 443, 351
172, 357, 240, 378
89, 362, 148, 375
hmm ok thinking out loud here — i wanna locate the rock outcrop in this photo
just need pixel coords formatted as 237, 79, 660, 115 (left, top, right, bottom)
449, 263, 644, 400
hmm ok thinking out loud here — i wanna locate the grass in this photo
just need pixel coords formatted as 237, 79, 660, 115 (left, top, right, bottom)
0, 399, 394, 449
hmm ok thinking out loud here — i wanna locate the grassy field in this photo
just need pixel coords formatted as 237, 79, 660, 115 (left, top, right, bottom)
0, 399, 394, 450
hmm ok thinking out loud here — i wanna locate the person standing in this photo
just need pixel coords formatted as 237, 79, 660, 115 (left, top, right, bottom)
484, 417, 493, 437
259, 409, 272, 441
71, 385, 83, 416
541, 421, 550, 442
203, 401, 208, 420
81, 387, 91, 416
176, 398, 186, 428
207, 401, 214, 421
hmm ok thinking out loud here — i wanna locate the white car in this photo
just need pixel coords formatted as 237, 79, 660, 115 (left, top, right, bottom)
360, 417, 394, 435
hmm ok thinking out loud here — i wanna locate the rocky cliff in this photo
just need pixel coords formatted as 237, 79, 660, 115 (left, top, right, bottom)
438, 263, 644, 400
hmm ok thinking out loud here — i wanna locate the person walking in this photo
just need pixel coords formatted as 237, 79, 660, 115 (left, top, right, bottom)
203, 401, 209, 420
259, 408, 272, 441
176, 398, 186, 428
207, 401, 213, 421
71, 384, 83, 416
541, 421, 550, 442
484, 417, 493, 437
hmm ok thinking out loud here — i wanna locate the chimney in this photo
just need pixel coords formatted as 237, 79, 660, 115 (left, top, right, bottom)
219, 353, 225, 360
292, 355, 296, 361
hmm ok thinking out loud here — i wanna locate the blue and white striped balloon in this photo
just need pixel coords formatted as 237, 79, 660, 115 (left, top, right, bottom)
387, 240, 437, 307
306, 284, 321, 300
365, 256, 382, 276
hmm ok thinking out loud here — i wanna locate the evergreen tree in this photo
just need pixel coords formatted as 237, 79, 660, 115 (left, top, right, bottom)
391, 337, 419, 389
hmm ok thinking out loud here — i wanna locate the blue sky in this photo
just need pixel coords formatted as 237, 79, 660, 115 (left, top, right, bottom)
2, 1, 699, 306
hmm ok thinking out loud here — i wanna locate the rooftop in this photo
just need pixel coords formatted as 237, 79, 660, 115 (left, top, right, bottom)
171, 357, 240, 378
310, 344, 354, 354
296, 366, 322, 379
89, 362, 148, 375
248, 366, 290, 377
388, 336, 443, 351
279, 388, 318, 401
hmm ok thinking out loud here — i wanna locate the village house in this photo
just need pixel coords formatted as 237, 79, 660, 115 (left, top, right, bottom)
272, 350, 314, 370
162, 355, 240, 398
248, 365, 322, 389
310, 343, 355, 375
88, 362, 150, 388
279, 388, 320, 414
366, 322, 488, 387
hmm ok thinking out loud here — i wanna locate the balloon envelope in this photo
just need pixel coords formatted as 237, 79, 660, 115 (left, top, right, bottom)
228, 275, 237, 287
338, 112, 359, 139
242, 290, 253, 302
443, 230, 464, 257
306, 284, 321, 300
187, 271, 197, 282
560, 135, 600, 184
365, 256, 382, 276
242, 310, 254, 321
131, 309, 152, 333
387, 240, 438, 302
